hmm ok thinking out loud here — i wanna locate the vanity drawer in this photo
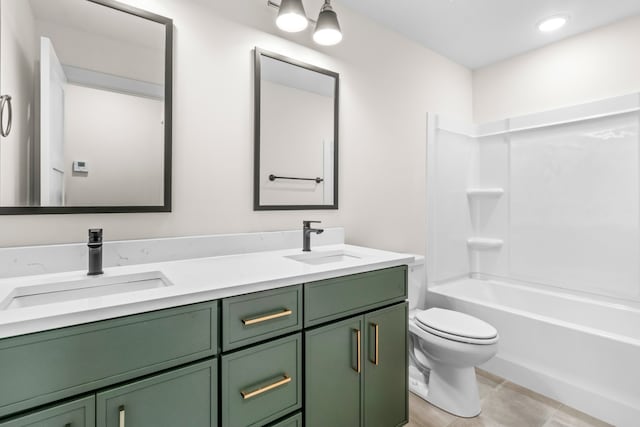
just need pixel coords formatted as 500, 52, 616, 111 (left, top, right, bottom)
222, 285, 302, 351
0, 396, 95, 427
267, 412, 302, 427
304, 266, 407, 327
96, 358, 217, 427
221, 334, 302, 427
0, 301, 218, 418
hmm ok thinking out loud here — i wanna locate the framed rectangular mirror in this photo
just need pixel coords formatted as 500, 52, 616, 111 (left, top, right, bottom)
254, 48, 339, 210
0, 0, 172, 214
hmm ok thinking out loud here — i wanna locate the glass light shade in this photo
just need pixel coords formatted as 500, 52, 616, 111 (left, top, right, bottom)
313, 3, 342, 45
276, 0, 308, 32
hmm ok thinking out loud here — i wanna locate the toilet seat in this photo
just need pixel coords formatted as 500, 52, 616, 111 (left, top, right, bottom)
415, 308, 498, 345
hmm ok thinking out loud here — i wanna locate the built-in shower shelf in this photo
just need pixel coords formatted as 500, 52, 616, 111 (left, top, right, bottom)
467, 238, 504, 250
466, 188, 505, 198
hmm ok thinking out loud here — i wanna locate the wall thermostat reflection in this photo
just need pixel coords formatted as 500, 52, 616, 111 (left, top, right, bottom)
73, 161, 88, 173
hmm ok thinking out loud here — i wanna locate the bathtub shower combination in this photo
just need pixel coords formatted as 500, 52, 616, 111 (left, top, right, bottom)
426, 93, 640, 427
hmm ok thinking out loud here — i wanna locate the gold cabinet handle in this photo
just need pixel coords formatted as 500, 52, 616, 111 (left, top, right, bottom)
242, 309, 293, 326
241, 375, 291, 399
118, 405, 125, 427
372, 323, 379, 366
357, 329, 361, 373
352, 329, 361, 374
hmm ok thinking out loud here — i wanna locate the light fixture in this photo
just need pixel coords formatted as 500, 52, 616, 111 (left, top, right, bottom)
313, 0, 343, 46
268, 0, 343, 45
276, 0, 309, 33
537, 14, 569, 33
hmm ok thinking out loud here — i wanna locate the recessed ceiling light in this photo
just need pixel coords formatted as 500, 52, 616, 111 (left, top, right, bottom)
538, 15, 569, 33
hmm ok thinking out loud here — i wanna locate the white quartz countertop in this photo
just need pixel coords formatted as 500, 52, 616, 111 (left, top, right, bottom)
0, 244, 413, 339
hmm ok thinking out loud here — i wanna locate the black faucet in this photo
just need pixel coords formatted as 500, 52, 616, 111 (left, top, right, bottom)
88, 228, 104, 276
303, 221, 324, 252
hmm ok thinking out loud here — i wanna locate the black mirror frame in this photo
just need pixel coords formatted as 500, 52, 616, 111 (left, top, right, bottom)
0, 0, 173, 215
253, 47, 339, 211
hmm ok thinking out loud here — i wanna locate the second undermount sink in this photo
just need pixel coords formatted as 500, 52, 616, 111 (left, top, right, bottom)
286, 249, 362, 266
0, 271, 173, 311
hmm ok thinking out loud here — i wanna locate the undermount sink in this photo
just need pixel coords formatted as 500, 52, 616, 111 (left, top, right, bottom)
286, 249, 362, 265
0, 271, 173, 311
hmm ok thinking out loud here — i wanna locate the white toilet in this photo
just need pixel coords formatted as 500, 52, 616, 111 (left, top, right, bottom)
407, 256, 499, 418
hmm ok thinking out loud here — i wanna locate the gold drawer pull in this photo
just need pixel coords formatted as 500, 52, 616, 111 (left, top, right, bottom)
241, 375, 291, 399
242, 309, 293, 326
119, 405, 125, 427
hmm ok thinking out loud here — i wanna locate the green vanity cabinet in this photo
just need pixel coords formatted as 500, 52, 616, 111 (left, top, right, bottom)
96, 359, 217, 427
0, 396, 95, 427
305, 302, 408, 427
0, 264, 409, 427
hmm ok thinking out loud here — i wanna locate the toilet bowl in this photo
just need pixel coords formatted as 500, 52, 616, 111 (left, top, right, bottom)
409, 308, 498, 417
406, 256, 499, 418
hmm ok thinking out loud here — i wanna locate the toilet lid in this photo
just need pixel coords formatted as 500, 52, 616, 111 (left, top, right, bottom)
415, 308, 498, 341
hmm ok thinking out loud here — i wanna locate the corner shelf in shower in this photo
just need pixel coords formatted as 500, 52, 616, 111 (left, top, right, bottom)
466, 188, 504, 198
467, 238, 504, 250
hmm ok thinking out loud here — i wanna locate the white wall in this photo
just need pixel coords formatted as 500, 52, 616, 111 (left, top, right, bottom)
63, 84, 164, 206
260, 80, 332, 206
0, 0, 36, 206
473, 15, 640, 123
0, 0, 472, 255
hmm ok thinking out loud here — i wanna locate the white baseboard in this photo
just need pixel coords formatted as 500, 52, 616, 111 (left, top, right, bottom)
482, 354, 639, 427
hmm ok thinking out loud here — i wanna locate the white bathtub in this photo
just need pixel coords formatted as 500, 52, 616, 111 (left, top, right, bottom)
427, 278, 640, 427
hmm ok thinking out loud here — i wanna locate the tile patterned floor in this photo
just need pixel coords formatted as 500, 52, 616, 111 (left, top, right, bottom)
407, 369, 612, 427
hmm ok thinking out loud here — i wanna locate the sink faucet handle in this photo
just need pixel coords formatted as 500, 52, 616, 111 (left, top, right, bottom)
303, 220, 322, 228
88, 228, 103, 245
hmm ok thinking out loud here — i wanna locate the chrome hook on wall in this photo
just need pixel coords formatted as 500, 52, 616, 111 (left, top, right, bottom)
0, 95, 13, 137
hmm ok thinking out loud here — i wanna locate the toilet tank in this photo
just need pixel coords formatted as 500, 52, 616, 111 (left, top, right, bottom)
407, 255, 426, 310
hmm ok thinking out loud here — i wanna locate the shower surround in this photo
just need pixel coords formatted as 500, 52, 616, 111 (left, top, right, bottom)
426, 93, 640, 427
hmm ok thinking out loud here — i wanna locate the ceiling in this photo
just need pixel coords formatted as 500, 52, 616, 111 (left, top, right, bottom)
337, 0, 640, 69
29, 0, 165, 50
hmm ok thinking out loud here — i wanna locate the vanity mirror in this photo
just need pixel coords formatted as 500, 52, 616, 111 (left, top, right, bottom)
0, 0, 172, 214
254, 48, 339, 210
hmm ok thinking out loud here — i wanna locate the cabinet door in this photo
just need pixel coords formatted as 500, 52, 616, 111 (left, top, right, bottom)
0, 396, 94, 427
305, 316, 363, 427
364, 303, 408, 427
96, 359, 217, 427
